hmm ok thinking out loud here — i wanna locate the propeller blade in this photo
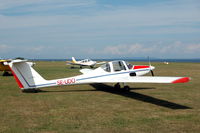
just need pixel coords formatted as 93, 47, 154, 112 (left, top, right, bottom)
148, 56, 151, 66
148, 56, 154, 76
150, 70, 154, 76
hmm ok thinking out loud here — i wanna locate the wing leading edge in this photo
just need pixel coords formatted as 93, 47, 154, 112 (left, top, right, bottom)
108, 76, 190, 84
75, 72, 190, 84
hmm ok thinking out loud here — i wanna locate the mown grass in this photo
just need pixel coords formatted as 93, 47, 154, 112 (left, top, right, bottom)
0, 61, 200, 133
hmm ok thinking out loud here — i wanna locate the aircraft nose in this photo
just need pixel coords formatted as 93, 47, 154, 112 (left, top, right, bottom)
150, 66, 155, 70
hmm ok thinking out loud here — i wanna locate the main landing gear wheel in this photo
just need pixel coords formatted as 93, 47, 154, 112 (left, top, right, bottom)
114, 83, 130, 91
124, 86, 130, 91
21, 89, 38, 93
114, 83, 121, 89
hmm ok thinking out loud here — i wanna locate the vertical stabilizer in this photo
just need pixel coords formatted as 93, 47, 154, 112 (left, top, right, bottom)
72, 57, 77, 63
9, 60, 47, 90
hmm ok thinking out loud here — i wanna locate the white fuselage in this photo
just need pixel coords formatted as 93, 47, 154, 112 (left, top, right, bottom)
76, 59, 96, 66
26, 61, 154, 88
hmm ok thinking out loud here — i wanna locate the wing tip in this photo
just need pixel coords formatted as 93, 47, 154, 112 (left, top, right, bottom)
172, 77, 190, 83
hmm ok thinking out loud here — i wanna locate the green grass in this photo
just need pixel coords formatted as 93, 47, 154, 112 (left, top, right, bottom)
0, 61, 200, 133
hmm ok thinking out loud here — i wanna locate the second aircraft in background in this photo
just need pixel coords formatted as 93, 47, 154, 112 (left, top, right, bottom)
66, 57, 105, 68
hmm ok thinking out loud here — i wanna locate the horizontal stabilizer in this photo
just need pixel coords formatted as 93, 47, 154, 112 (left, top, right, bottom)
80, 68, 94, 74
96, 61, 106, 65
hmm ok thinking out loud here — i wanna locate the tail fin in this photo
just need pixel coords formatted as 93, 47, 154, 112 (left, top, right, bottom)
72, 57, 77, 63
8, 60, 48, 90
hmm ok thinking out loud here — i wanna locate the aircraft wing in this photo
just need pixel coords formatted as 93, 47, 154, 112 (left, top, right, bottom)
66, 61, 81, 66
76, 75, 190, 84
113, 76, 189, 83
66, 61, 74, 65
96, 61, 106, 65
80, 69, 94, 74
0, 60, 11, 63
66, 61, 91, 66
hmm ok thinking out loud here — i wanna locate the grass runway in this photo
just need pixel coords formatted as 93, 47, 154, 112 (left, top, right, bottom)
0, 61, 200, 133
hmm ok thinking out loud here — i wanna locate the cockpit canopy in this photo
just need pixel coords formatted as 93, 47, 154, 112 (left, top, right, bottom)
81, 59, 91, 63
101, 61, 133, 72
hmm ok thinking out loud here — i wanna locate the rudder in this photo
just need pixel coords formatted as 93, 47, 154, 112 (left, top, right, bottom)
72, 57, 77, 63
9, 60, 47, 90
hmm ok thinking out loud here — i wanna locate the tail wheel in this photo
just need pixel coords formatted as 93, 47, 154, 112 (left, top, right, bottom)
3, 71, 10, 76
21, 89, 38, 93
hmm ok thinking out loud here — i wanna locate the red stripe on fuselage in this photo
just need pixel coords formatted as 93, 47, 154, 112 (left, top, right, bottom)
133, 66, 150, 69
9, 66, 24, 88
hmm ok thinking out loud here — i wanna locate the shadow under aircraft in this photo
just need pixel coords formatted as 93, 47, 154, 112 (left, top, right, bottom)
90, 83, 191, 110
38, 83, 191, 110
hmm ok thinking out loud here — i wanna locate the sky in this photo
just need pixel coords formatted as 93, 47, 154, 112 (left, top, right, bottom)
0, 0, 200, 59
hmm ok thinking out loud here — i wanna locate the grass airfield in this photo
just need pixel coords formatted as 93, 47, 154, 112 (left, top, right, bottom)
0, 61, 200, 133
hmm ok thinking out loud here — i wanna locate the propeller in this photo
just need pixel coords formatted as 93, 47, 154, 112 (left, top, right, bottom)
150, 69, 154, 76
148, 56, 155, 76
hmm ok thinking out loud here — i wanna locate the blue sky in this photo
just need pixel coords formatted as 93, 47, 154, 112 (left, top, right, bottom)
0, 0, 200, 59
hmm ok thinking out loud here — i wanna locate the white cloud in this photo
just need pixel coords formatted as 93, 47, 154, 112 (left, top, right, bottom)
0, 44, 11, 53
27, 46, 45, 52
0, 0, 199, 30
103, 43, 156, 55
159, 41, 181, 53
0, 44, 9, 48
104, 45, 125, 55
0, 0, 199, 58
1, 42, 200, 59
158, 41, 200, 55
84, 41, 200, 58
0, 44, 46, 57
186, 44, 200, 53
0, 0, 95, 10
